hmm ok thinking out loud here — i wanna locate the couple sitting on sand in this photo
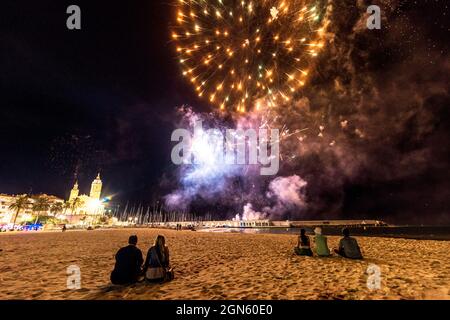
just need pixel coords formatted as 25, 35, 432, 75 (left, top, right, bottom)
295, 227, 363, 259
110, 234, 174, 285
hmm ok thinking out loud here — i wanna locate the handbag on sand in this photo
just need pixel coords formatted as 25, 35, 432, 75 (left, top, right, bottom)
146, 267, 165, 280
165, 267, 174, 281
146, 266, 174, 282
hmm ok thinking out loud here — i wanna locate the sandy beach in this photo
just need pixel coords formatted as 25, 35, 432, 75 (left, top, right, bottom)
0, 228, 449, 300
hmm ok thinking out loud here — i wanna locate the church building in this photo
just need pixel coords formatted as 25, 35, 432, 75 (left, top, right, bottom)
67, 174, 105, 216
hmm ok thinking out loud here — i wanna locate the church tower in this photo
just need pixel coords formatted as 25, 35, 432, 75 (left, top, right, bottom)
89, 173, 102, 200
69, 181, 79, 202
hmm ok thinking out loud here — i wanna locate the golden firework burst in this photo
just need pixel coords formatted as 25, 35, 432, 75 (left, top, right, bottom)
173, 0, 330, 112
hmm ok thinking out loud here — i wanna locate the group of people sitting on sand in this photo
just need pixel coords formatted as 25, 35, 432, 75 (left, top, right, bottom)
110, 234, 174, 285
295, 227, 363, 259
110, 227, 362, 285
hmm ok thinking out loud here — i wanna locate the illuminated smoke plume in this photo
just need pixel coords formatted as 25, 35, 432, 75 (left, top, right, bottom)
164, 106, 246, 212
233, 176, 308, 220
264, 175, 308, 217
164, 105, 310, 220
234, 203, 266, 221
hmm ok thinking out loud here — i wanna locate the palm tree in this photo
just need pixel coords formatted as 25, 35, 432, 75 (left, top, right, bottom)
8, 195, 30, 229
50, 202, 63, 217
70, 197, 83, 215
32, 195, 51, 224
63, 201, 71, 215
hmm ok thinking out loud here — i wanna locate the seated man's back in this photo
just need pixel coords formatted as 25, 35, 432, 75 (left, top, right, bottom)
339, 236, 363, 259
111, 236, 143, 285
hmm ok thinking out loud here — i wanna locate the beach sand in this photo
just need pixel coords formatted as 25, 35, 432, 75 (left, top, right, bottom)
0, 228, 449, 300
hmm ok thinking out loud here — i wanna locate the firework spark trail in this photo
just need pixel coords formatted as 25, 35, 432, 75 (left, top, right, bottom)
173, 0, 331, 112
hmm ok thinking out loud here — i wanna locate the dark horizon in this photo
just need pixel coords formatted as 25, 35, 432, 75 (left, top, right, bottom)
1, 1, 449, 224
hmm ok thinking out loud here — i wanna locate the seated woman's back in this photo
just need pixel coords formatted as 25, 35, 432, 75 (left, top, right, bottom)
295, 229, 313, 256
299, 234, 311, 248
146, 245, 170, 268
144, 235, 171, 282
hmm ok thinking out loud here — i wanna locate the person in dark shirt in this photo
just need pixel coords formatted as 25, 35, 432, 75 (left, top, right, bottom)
110, 235, 144, 285
294, 228, 313, 256
334, 228, 363, 259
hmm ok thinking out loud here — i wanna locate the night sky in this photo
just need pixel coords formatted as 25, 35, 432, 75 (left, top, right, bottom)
0, 1, 449, 223
1, 1, 205, 199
